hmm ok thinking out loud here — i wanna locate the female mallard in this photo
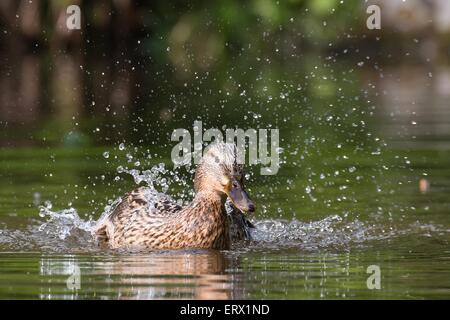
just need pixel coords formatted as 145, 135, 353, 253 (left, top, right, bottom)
94, 142, 255, 250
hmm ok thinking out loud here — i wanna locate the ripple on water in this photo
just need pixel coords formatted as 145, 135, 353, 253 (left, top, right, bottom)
1, 204, 448, 254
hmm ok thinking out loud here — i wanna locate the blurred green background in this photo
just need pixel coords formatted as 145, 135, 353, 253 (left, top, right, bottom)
0, 0, 450, 299
1, 0, 449, 216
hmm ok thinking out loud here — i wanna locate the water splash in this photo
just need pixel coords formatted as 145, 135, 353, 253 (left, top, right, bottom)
0, 198, 119, 252
117, 162, 169, 191
37, 202, 96, 241
244, 215, 450, 252
1, 157, 447, 253
248, 215, 374, 251
116, 160, 194, 204
1, 205, 447, 254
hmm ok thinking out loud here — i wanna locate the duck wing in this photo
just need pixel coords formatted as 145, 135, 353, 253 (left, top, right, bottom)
94, 187, 182, 246
110, 187, 182, 220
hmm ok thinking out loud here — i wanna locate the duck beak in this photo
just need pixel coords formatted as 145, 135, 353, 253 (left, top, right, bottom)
228, 179, 255, 214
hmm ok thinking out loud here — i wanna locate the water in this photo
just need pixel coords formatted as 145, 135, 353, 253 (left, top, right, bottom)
1, 4, 450, 297
2, 70, 450, 298
1, 142, 449, 299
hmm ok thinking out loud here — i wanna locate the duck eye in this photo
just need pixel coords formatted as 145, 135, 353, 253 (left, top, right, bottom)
221, 177, 230, 186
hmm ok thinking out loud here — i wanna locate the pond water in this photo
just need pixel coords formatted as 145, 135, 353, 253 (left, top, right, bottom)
1, 46, 450, 299
1, 125, 450, 299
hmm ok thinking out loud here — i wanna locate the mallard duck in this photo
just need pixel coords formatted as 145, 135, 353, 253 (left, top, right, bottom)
94, 142, 255, 250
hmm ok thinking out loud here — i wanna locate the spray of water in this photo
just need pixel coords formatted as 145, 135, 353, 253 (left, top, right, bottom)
0, 147, 447, 253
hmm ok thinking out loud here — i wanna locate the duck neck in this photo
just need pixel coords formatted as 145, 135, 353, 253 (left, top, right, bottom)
192, 190, 227, 213
188, 190, 229, 249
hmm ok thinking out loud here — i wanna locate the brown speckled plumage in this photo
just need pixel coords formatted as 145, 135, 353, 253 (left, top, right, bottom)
94, 143, 254, 250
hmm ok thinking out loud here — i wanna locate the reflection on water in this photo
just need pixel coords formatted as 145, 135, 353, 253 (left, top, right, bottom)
0, 204, 449, 299
38, 250, 235, 300
1, 235, 448, 300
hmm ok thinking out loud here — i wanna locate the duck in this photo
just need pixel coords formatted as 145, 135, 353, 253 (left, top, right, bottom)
94, 142, 255, 250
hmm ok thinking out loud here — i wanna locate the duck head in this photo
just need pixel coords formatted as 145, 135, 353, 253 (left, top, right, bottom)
194, 142, 255, 213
